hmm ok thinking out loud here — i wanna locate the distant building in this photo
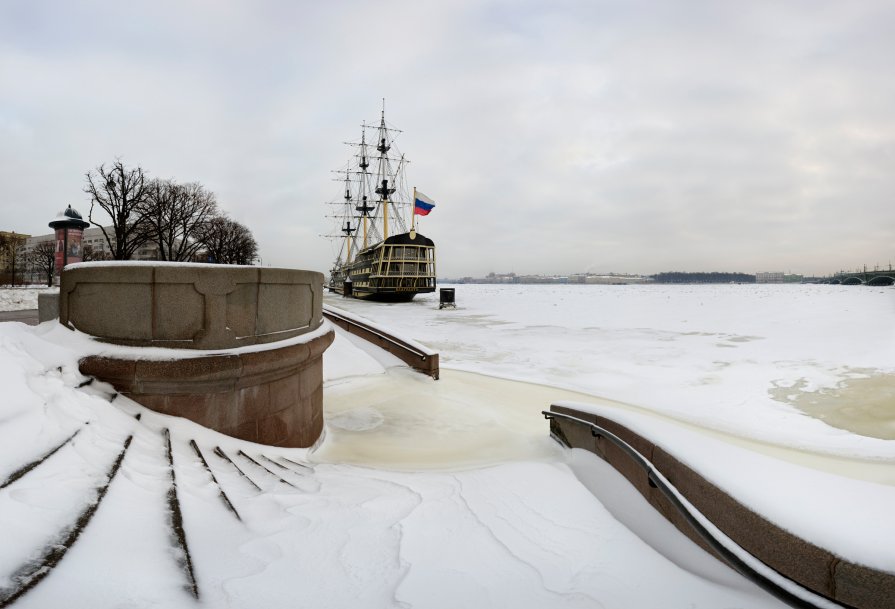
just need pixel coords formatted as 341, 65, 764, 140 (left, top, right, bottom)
21, 226, 160, 284
1, 231, 31, 283
755, 272, 785, 284
755, 272, 803, 284
24, 226, 160, 261
570, 273, 652, 285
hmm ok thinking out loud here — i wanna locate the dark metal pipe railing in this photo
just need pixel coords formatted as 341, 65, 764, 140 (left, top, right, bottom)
543, 409, 844, 609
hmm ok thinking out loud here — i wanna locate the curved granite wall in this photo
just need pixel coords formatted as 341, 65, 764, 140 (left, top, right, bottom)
65, 263, 332, 448
548, 404, 895, 609
60, 263, 322, 349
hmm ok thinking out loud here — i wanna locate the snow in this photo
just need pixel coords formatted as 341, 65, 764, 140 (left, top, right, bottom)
325, 284, 895, 459
65, 261, 264, 270
0, 287, 54, 312
0, 283, 892, 607
43, 317, 333, 361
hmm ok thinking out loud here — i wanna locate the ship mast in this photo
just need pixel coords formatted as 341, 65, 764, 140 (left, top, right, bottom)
372, 100, 408, 242
341, 171, 356, 261
355, 124, 374, 249
374, 104, 394, 241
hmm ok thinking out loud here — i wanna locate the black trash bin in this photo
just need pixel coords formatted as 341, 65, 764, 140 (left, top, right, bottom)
343, 279, 353, 298
439, 287, 455, 309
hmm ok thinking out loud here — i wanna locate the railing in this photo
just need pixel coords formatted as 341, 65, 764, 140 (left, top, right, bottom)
322, 305, 439, 379
543, 410, 841, 609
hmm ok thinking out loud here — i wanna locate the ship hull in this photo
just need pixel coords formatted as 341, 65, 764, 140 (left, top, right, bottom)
329, 232, 436, 302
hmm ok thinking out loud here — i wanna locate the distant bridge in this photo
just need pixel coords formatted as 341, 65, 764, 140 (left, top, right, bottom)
825, 269, 895, 286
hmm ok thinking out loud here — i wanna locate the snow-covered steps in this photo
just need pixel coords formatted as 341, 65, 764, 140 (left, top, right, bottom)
0, 400, 319, 607
0, 422, 134, 606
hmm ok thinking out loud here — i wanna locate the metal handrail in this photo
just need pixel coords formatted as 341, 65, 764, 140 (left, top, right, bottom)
543, 409, 843, 609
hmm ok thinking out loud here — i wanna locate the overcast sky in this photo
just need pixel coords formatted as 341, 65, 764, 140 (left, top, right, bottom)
2, 0, 893, 278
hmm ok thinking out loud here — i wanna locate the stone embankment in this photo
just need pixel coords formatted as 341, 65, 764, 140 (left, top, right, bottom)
547, 404, 894, 609
62, 263, 333, 448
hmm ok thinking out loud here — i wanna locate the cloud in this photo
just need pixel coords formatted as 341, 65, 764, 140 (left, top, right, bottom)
1, 0, 893, 278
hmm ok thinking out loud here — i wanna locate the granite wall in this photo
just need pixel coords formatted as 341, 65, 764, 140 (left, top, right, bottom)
60, 263, 321, 349
548, 404, 895, 609
66, 263, 332, 448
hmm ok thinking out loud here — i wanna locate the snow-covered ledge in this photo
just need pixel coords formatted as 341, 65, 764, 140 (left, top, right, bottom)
60, 262, 322, 349
547, 402, 895, 609
63, 263, 334, 448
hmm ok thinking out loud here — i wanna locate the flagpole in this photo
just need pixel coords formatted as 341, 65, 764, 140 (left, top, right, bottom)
412, 186, 417, 232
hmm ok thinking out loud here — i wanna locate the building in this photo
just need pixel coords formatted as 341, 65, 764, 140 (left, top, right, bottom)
755, 272, 803, 284
20, 226, 160, 285
571, 273, 653, 285
0, 231, 32, 285
755, 271, 785, 284
24, 226, 160, 261
1, 231, 30, 267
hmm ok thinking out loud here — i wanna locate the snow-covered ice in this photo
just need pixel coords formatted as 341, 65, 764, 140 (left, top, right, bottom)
326, 284, 895, 458
0, 283, 892, 607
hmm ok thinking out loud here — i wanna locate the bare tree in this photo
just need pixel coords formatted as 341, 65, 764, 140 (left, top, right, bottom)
84, 160, 151, 260
81, 243, 111, 262
195, 216, 259, 265
0, 232, 27, 286
141, 179, 219, 261
28, 241, 57, 286
0, 233, 7, 285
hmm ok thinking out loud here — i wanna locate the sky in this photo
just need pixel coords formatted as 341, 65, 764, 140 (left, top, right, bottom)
1, 0, 893, 278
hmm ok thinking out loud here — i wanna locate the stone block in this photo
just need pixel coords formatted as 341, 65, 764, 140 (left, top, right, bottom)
191, 266, 256, 296
225, 282, 259, 340
835, 560, 895, 609
135, 355, 241, 384
239, 341, 310, 382
66, 264, 155, 285
153, 283, 204, 341
71, 282, 154, 339
80, 356, 136, 387
269, 374, 299, 415
236, 384, 271, 420
257, 282, 313, 337
258, 413, 289, 446
38, 291, 59, 322
298, 359, 322, 400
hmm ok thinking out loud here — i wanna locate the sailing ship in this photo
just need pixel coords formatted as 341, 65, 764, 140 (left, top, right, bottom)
326, 106, 437, 301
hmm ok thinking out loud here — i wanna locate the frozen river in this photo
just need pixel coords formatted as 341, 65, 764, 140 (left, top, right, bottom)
324, 283, 895, 458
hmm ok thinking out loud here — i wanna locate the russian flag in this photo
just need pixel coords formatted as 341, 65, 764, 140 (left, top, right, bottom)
414, 191, 435, 216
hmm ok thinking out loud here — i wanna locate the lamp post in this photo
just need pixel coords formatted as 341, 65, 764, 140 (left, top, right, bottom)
49, 205, 90, 284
